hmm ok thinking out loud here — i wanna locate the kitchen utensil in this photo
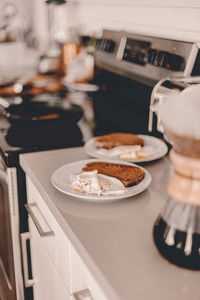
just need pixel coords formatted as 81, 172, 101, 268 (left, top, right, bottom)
51, 159, 152, 201
148, 76, 200, 133
0, 95, 83, 126
152, 84, 200, 270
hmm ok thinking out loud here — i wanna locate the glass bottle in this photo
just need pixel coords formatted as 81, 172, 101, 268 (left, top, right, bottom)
46, 0, 68, 57
39, 0, 68, 75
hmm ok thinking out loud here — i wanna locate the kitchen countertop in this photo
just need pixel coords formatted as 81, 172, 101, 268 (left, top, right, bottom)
20, 147, 200, 300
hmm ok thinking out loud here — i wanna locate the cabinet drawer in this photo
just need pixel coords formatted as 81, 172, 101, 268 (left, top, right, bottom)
29, 218, 71, 300
70, 245, 109, 300
26, 176, 70, 292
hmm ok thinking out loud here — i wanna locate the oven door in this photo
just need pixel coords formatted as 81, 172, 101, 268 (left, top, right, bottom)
92, 68, 161, 137
0, 160, 16, 300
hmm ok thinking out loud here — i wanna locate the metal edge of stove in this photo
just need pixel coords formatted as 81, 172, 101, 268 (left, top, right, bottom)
7, 167, 25, 300
95, 29, 199, 87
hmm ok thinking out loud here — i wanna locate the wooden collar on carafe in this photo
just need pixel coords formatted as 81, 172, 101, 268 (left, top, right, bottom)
168, 149, 200, 206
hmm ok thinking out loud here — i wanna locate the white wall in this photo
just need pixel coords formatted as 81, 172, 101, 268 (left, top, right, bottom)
74, 0, 200, 42
32, 0, 200, 49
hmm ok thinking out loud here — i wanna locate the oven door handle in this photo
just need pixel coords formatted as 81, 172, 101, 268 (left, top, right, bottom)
25, 203, 54, 237
20, 232, 36, 287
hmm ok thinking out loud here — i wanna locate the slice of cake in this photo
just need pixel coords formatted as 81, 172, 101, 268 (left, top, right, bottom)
82, 161, 145, 187
95, 133, 144, 149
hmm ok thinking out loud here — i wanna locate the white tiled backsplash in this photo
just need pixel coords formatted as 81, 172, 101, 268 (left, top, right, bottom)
75, 0, 200, 41
34, 0, 200, 44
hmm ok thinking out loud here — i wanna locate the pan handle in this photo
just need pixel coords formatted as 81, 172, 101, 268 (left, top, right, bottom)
0, 97, 10, 108
0, 96, 23, 109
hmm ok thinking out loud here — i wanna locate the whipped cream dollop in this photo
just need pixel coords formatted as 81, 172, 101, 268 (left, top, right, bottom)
96, 145, 156, 160
70, 170, 125, 196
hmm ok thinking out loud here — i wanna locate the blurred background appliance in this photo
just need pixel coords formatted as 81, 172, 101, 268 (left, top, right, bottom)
39, 0, 82, 77
0, 0, 38, 77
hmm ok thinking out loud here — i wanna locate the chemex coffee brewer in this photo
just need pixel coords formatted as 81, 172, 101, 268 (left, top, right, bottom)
150, 82, 200, 270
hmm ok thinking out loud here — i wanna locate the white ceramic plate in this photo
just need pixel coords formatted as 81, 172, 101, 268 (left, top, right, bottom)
64, 82, 99, 92
84, 135, 168, 163
51, 159, 152, 202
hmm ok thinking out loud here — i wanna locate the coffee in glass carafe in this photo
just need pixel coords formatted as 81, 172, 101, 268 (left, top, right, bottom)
152, 84, 200, 270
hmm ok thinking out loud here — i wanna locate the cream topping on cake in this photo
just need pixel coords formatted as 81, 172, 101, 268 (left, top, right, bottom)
70, 170, 125, 196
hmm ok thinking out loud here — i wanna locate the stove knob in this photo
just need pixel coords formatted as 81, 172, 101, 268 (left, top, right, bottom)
98, 39, 107, 51
100, 39, 107, 51
136, 48, 148, 65
165, 53, 184, 71
104, 39, 116, 53
95, 39, 102, 50
148, 49, 157, 64
157, 51, 169, 68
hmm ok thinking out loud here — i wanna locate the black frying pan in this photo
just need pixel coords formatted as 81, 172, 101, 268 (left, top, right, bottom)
0, 96, 83, 126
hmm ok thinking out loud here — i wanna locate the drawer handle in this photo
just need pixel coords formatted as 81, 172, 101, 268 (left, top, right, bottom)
20, 232, 36, 287
25, 203, 54, 237
73, 289, 94, 300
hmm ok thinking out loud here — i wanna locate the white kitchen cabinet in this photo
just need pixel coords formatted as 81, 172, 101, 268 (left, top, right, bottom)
27, 218, 70, 300
26, 176, 71, 291
24, 176, 109, 300
70, 245, 109, 300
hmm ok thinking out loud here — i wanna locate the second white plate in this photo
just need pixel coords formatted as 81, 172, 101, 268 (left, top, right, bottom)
84, 135, 168, 163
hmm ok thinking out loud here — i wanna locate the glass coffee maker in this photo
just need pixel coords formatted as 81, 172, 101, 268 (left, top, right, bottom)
150, 79, 200, 270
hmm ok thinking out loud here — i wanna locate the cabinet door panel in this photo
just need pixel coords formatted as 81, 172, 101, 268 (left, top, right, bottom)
70, 245, 109, 300
26, 176, 70, 291
29, 218, 70, 300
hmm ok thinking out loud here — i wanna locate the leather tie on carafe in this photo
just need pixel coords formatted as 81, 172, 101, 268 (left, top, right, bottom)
168, 149, 200, 206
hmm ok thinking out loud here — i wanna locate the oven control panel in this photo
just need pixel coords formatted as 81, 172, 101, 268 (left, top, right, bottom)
96, 38, 116, 53
122, 38, 150, 66
95, 29, 200, 86
147, 49, 184, 71
122, 38, 184, 71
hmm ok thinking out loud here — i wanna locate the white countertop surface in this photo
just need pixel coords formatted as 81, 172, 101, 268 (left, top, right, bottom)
20, 147, 200, 300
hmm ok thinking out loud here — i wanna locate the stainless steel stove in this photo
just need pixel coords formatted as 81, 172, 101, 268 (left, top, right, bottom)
0, 105, 84, 300
92, 29, 200, 136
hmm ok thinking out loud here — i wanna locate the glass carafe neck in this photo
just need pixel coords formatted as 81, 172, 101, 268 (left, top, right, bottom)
168, 149, 200, 206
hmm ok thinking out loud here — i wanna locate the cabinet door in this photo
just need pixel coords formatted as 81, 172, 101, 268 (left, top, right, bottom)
70, 246, 109, 300
26, 176, 71, 291
29, 218, 70, 300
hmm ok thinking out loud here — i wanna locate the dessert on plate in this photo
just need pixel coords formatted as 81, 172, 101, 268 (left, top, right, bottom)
70, 161, 145, 196
95, 132, 144, 149
94, 132, 155, 160
82, 161, 145, 187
